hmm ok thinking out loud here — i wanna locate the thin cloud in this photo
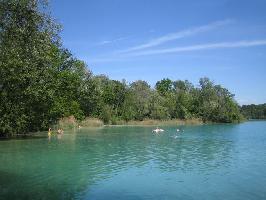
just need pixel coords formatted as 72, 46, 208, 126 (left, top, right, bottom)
120, 19, 234, 53
127, 40, 266, 56
97, 36, 129, 46
87, 39, 266, 63
98, 40, 113, 45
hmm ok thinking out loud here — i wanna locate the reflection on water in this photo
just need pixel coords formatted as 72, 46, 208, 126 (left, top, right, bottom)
1, 122, 266, 200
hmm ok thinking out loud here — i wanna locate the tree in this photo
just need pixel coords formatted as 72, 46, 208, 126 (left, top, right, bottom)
241, 103, 266, 119
149, 91, 169, 120
48, 48, 89, 121
0, 0, 61, 135
197, 78, 242, 122
129, 80, 152, 120
0, 0, 90, 136
121, 90, 137, 121
155, 78, 173, 96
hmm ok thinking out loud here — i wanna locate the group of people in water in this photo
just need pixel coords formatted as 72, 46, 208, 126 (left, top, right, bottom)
48, 126, 178, 136
48, 125, 82, 137
48, 127, 64, 136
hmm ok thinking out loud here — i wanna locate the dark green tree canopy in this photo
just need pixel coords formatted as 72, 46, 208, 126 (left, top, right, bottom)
241, 104, 266, 119
0, 0, 87, 135
155, 78, 173, 96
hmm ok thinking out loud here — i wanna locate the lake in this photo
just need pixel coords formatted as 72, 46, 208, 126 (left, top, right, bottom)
0, 121, 266, 200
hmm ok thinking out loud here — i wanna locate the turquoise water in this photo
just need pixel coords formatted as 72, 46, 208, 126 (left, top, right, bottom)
1, 121, 266, 200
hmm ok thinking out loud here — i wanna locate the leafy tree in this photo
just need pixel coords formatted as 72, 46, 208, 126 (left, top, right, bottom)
155, 78, 173, 96
241, 104, 266, 119
48, 48, 90, 121
0, 0, 90, 136
149, 91, 169, 120
129, 80, 152, 120
0, 0, 60, 135
78, 75, 100, 117
121, 90, 137, 121
197, 78, 242, 122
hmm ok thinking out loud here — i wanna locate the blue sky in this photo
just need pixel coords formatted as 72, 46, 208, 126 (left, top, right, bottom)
51, 0, 266, 105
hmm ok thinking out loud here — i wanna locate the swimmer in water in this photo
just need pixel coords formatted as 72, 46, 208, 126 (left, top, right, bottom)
152, 127, 164, 133
48, 128, 52, 136
57, 128, 63, 134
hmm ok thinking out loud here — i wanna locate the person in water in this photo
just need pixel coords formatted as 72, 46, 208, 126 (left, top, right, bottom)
57, 128, 64, 134
153, 127, 164, 133
48, 128, 52, 136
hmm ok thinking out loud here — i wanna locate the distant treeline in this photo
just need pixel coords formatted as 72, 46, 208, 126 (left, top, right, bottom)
241, 104, 266, 119
0, 0, 243, 136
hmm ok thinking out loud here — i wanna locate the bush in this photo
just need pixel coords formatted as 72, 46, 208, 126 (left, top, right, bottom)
79, 118, 104, 127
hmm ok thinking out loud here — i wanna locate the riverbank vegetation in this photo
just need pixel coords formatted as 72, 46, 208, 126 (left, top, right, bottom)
0, 0, 244, 137
108, 118, 203, 126
53, 116, 104, 130
241, 104, 266, 119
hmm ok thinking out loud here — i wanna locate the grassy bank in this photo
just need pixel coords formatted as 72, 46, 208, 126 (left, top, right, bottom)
54, 116, 204, 130
56, 116, 104, 130
55, 116, 203, 130
110, 118, 203, 126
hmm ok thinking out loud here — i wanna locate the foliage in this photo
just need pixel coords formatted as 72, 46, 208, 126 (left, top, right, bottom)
0, 0, 87, 135
155, 78, 173, 96
241, 104, 266, 119
0, 0, 60, 135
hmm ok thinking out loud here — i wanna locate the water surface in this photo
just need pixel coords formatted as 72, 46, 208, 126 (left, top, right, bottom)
1, 121, 266, 199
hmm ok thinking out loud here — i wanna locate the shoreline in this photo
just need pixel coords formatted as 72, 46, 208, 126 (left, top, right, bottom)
56, 117, 204, 129
105, 119, 204, 126
1, 118, 249, 139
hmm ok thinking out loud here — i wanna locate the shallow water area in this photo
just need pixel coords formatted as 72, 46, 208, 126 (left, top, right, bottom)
1, 121, 266, 200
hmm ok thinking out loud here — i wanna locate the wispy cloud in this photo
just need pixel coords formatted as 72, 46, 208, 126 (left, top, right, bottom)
127, 40, 266, 56
119, 19, 234, 53
98, 40, 113, 45
86, 39, 266, 63
97, 36, 129, 46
